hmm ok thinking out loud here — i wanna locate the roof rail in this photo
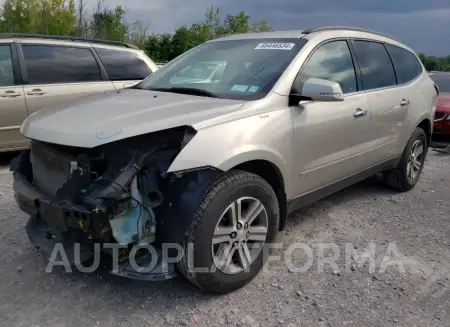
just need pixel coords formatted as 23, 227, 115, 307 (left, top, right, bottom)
213, 33, 235, 39
302, 26, 398, 41
0, 33, 139, 49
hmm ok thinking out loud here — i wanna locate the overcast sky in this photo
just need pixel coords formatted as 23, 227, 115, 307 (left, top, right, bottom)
87, 0, 450, 56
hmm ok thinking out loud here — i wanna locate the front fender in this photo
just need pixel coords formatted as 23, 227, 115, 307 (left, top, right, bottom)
167, 107, 294, 196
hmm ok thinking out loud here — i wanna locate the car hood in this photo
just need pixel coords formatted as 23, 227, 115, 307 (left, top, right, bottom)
21, 89, 245, 148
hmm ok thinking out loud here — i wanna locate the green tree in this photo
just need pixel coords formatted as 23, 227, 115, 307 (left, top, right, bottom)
0, 0, 76, 35
188, 23, 212, 45
41, 0, 77, 35
128, 20, 149, 49
202, 6, 227, 38
75, 0, 89, 37
0, 0, 41, 33
170, 25, 195, 58
145, 34, 161, 61
157, 33, 174, 60
223, 11, 251, 34
418, 53, 450, 72
144, 33, 174, 62
250, 19, 273, 32
144, 6, 277, 62
90, 5, 128, 41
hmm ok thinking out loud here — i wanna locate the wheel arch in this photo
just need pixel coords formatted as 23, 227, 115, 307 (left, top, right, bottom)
417, 118, 432, 148
230, 159, 288, 231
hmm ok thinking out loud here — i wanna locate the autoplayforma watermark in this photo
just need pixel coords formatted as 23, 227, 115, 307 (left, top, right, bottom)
45, 240, 418, 276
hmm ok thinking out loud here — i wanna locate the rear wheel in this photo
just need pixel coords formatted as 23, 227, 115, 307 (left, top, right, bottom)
383, 127, 428, 192
177, 170, 279, 294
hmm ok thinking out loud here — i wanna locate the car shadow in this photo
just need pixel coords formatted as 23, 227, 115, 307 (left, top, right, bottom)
48, 266, 221, 312
285, 174, 396, 229
0, 151, 21, 169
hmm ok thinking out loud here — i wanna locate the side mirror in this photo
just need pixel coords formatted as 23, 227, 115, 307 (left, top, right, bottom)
291, 78, 344, 102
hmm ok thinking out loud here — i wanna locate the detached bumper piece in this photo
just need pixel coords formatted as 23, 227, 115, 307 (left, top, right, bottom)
110, 248, 177, 281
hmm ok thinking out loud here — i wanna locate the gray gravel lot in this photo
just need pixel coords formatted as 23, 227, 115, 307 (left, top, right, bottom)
0, 151, 449, 327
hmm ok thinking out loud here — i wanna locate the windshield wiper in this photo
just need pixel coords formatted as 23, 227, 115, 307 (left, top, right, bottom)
146, 87, 221, 98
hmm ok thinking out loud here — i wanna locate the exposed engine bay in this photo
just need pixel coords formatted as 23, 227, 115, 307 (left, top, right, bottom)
10, 126, 218, 280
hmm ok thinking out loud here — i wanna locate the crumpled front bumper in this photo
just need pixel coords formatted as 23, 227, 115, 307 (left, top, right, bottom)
11, 151, 177, 281
13, 161, 98, 264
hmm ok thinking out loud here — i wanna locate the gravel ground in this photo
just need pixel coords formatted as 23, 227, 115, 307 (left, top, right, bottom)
0, 150, 449, 327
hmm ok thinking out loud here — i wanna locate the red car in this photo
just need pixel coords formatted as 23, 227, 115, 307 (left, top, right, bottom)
431, 72, 450, 135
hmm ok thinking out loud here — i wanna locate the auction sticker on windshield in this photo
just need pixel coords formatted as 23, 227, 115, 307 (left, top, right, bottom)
230, 84, 249, 92
255, 43, 295, 50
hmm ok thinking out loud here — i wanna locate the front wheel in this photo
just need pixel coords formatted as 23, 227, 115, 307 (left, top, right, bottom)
177, 170, 280, 294
383, 127, 428, 192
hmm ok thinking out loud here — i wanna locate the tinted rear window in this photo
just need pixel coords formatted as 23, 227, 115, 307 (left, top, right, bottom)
352, 40, 397, 90
386, 45, 422, 84
95, 48, 151, 80
0, 45, 14, 86
431, 74, 450, 93
22, 45, 102, 84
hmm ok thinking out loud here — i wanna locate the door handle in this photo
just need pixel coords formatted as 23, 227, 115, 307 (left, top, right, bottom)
27, 89, 46, 95
0, 90, 22, 98
400, 99, 410, 106
353, 108, 368, 118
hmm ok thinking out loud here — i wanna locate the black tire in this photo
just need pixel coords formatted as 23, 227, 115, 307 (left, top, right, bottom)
383, 127, 428, 192
177, 170, 280, 294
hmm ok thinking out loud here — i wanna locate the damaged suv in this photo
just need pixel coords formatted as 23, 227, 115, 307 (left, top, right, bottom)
11, 27, 437, 294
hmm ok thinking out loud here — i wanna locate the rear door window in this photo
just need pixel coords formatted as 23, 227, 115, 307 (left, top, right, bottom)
0, 45, 15, 86
352, 41, 397, 90
95, 48, 151, 80
21, 45, 102, 84
385, 45, 423, 84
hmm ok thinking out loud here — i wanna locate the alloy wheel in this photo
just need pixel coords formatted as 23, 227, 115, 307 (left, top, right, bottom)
211, 197, 268, 275
407, 139, 425, 183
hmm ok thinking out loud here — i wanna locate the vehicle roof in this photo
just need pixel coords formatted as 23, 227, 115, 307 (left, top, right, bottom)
212, 30, 306, 41
210, 26, 412, 52
0, 33, 141, 52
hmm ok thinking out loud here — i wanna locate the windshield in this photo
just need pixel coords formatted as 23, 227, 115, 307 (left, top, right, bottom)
176, 62, 222, 79
139, 38, 307, 100
431, 74, 450, 93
